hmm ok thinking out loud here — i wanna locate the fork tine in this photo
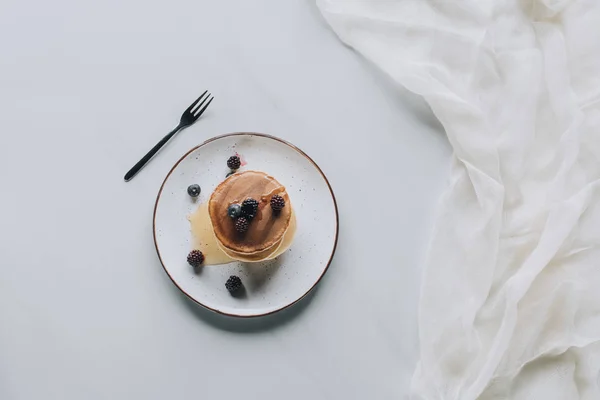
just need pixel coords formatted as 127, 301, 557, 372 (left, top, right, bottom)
184, 90, 208, 114
193, 96, 214, 117
191, 93, 211, 114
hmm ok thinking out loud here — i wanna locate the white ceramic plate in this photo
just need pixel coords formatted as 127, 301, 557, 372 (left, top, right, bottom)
153, 133, 338, 317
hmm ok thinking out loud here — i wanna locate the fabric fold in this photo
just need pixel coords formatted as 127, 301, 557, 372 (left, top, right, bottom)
318, 0, 600, 398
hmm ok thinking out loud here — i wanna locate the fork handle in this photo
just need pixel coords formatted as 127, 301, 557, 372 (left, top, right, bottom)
124, 124, 183, 182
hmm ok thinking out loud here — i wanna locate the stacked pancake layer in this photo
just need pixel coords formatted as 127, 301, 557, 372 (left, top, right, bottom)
189, 170, 295, 265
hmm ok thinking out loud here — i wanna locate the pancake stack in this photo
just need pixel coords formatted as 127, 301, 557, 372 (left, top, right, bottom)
208, 171, 295, 262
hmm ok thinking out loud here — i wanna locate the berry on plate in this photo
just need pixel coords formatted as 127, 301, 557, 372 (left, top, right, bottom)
225, 275, 243, 293
241, 198, 259, 219
270, 194, 286, 212
187, 184, 201, 198
187, 250, 204, 267
235, 217, 249, 233
227, 155, 241, 170
228, 203, 242, 218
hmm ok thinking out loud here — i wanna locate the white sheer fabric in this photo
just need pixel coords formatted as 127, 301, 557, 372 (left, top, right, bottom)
317, 1, 600, 398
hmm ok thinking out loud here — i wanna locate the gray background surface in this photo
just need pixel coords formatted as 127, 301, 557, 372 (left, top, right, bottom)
0, 0, 451, 398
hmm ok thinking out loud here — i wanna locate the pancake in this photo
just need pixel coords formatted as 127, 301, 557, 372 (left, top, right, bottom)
215, 210, 296, 262
188, 203, 296, 265
208, 171, 292, 255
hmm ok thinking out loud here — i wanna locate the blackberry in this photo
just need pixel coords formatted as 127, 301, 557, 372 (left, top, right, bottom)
227, 203, 242, 219
270, 194, 286, 212
227, 155, 241, 170
235, 217, 249, 233
187, 184, 201, 198
225, 275, 243, 293
241, 198, 259, 219
187, 250, 204, 267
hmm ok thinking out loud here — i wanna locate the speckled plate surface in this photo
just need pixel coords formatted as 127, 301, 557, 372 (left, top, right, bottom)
153, 133, 339, 317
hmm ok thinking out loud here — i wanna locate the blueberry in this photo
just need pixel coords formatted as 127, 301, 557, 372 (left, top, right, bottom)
227, 203, 242, 218
187, 184, 201, 198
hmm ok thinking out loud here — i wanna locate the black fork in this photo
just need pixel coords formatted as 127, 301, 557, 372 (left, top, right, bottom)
124, 91, 214, 182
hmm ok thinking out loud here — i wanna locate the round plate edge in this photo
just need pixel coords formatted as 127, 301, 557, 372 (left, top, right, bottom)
152, 132, 340, 318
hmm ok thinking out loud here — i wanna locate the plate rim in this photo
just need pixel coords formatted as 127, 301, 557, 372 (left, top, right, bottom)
153, 132, 339, 318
